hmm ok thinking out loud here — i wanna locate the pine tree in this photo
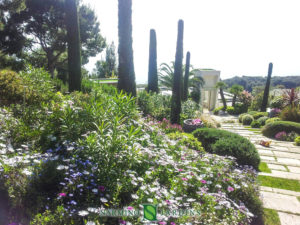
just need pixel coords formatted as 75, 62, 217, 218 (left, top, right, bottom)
65, 0, 82, 92
117, 0, 136, 96
261, 63, 273, 112
147, 29, 158, 93
170, 20, 184, 124
183, 51, 190, 101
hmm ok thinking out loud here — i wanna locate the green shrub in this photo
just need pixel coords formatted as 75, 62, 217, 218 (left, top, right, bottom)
270, 96, 284, 109
238, 113, 247, 123
258, 116, 269, 126
0, 70, 25, 105
193, 128, 260, 169
181, 99, 201, 119
253, 112, 269, 119
232, 103, 248, 115
262, 121, 300, 138
242, 114, 254, 125
295, 136, 300, 146
266, 117, 281, 124
168, 132, 205, 153
251, 120, 261, 128
137, 90, 171, 120
226, 106, 235, 115
279, 105, 300, 123
213, 106, 224, 115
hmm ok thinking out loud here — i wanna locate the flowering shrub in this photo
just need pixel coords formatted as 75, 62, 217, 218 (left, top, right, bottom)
270, 108, 281, 118
239, 90, 253, 107
0, 81, 262, 224
275, 131, 287, 140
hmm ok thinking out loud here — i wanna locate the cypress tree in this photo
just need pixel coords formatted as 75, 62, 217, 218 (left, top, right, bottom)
183, 51, 190, 101
170, 20, 184, 124
261, 62, 273, 112
65, 0, 82, 92
117, 0, 136, 96
147, 29, 158, 93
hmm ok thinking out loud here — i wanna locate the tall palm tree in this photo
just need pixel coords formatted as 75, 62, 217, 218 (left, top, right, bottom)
158, 62, 204, 99
230, 84, 244, 106
215, 81, 227, 109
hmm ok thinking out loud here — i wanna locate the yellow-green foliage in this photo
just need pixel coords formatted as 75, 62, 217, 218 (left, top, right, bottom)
295, 136, 300, 146
0, 70, 25, 105
168, 132, 205, 153
200, 114, 221, 128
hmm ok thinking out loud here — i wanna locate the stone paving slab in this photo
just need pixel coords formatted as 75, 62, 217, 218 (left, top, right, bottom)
258, 149, 274, 156
277, 158, 300, 166
267, 164, 287, 171
261, 160, 300, 167
261, 156, 276, 161
259, 171, 300, 180
274, 151, 300, 160
260, 186, 300, 197
260, 191, 300, 214
288, 166, 300, 174
278, 212, 300, 225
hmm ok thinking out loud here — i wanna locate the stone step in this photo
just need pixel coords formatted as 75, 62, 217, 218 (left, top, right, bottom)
260, 191, 300, 214
261, 158, 300, 167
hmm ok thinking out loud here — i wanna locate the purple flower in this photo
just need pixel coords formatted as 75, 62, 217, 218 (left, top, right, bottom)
59, 193, 66, 197
201, 180, 207, 184
98, 185, 106, 192
275, 131, 287, 140
227, 186, 234, 192
127, 206, 134, 210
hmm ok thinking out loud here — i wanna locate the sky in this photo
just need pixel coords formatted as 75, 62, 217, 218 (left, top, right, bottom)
83, 0, 300, 84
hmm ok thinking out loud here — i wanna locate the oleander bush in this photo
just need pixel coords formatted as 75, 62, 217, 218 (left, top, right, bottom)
257, 116, 269, 126
242, 115, 254, 125
251, 120, 261, 128
262, 121, 300, 138
193, 128, 260, 169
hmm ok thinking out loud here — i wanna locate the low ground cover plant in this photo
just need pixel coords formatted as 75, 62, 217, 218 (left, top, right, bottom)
242, 114, 254, 125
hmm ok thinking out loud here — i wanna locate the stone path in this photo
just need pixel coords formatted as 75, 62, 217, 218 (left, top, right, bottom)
213, 115, 300, 225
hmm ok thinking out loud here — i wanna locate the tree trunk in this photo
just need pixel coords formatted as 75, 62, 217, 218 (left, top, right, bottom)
147, 29, 158, 93
232, 95, 236, 107
261, 63, 273, 112
220, 88, 227, 109
65, 0, 82, 92
170, 20, 184, 124
183, 51, 190, 101
117, 0, 136, 96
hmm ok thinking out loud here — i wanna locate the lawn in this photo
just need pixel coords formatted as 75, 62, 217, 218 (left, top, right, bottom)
259, 162, 271, 173
258, 175, 300, 192
262, 208, 281, 225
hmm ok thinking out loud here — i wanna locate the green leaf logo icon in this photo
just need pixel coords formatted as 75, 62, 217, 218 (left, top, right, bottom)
143, 204, 157, 221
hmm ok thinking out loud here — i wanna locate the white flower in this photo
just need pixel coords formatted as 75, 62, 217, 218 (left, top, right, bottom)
22, 168, 32, 176
86, 221, 96, 225
57, 165, 65, 170
92, 188, 98, 193
131, 194, 139, 199
78, 210, 89, 216
147, 198, 153, 203
100, 197, 108, 203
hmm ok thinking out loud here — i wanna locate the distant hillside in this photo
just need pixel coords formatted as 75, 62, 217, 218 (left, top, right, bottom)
223, 76, 300, 92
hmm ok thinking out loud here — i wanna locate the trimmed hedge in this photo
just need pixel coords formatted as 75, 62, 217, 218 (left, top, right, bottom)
262, 121, 300, 138
257, 116, 268, 126
251, 120, 261, 128
242, 114, 254, 125
265, 117, 280, 125
193, 128, 260, 169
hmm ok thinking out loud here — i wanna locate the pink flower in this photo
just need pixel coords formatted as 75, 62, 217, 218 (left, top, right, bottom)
178, 169, 184, 172
182, 177, 188, 181
170, 223, 176, 225
227, 186, 234, 192
165, 200, 171, 205
127, 206, 134, 210
159, 222, 167, 225
201, 180, 207, 184
59, 193, 66, 197
120, 220, 126, 225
